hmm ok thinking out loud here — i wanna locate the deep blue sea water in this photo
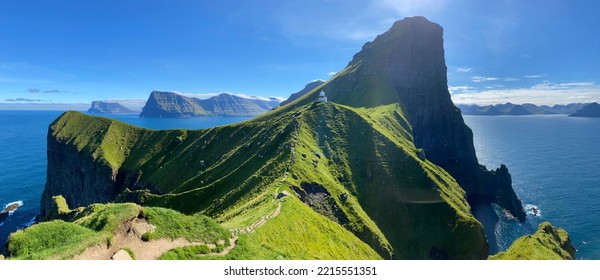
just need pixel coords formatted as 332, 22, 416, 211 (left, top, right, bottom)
464, 115, 600, 259
0, 111, 250, 253
0, 111, 598, 259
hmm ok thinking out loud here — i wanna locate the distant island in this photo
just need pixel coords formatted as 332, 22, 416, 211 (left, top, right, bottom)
139, 91, 281, 118
458, 103, 589, 115
87, 101, 137, 114
569, 102, 600, 118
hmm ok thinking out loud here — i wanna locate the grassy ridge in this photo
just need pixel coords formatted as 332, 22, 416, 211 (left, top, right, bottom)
490, 222, 576, 260
42, 100, 489, 259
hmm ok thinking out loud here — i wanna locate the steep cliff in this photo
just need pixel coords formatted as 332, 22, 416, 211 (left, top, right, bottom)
318, 16, 526, 221
139, 91, 280, 118
87, 101, 136, 114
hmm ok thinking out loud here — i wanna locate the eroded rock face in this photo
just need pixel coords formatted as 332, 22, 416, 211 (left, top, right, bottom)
41, 133, 118, 218
325, 16, 525, 221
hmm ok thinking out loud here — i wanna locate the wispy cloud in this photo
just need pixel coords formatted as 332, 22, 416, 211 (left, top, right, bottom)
456, 67, 473, 73
471, 76, 499, 83
327, 72, 337, 76
524, 74, 548, 78
448, 85, 474, 94
451, 81, 600, 105
26, 88, 64, 93
5, 98, 48, 102
43, 89, 63, 93
504, 77, 520, 82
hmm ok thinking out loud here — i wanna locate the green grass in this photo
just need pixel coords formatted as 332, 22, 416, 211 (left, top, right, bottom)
158, 245, 211, 260
141, 207, 230, 245
41, 101, 488, 260
490, 222, 575, 260
6, 220, 107, 260
121, 247, 137, 260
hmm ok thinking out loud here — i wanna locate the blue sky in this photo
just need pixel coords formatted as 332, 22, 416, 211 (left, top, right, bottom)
1, 0, 599, 109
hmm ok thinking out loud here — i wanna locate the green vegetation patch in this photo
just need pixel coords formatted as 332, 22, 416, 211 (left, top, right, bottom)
158, 244, 211, 260
142, 207, 230, 245
6, 220, 106, 260
490, 222, 576, 260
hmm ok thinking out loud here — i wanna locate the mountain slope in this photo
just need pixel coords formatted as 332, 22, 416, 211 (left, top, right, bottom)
569, 102, 600, 117
280, 80, 325, 106
139, 91, 279, 118
490, 222, 575, 260
88, 101, 136, 114
273, 16, 525, 221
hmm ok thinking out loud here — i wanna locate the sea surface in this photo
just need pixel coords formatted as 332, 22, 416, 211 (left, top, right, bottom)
0, 111, 250, 253
0, 111, 598, 259
465, 115, 600, 259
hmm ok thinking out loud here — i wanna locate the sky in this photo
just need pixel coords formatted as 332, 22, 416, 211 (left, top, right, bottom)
1, 0, 599, 109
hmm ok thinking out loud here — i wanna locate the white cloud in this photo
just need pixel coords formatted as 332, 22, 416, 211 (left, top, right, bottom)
448, 85, 473, 94
451, 81, 600, 105
471, 76, 499, 83
456, 67, 473, 73
327, 72, 337, 76
524, 74, 548, 78
504, 77, 520, 81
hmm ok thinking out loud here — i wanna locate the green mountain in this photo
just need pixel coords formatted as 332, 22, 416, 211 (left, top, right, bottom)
7, 16, 572, 260
139, 91, 280, 118
88, 101, 136, 114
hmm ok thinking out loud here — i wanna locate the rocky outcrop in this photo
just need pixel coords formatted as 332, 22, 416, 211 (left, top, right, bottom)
490, 222, 575, 260
321, 16, 525, 221
569, 102, 600, 117
139, 91, 280, 118
87, 101, 136, 114
280, 80, 325, 106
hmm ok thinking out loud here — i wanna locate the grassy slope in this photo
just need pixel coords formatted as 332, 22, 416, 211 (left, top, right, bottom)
6, 196, 228, 260
43, 96, 489, 259
489, 222, 575, 260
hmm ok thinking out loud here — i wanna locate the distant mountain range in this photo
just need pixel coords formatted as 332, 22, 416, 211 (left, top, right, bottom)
569, 102, 600, 118
458, 103, 589, 115
139, 91, 281, 118
87, 101, 137, 114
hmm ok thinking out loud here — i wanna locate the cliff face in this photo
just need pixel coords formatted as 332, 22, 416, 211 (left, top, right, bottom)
87, 101, 136, 114
139, 91, 280, 118
41, 116, 119, 217
322, 16, 525, 221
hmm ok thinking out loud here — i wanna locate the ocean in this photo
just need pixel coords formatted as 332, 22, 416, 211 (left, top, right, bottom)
464, 115, 600, 259
0, 111, 598, 259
